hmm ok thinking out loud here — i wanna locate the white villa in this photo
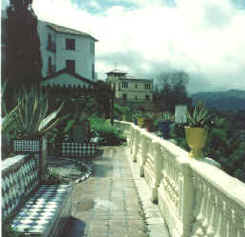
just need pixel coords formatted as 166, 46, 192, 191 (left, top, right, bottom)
1, 8, 98, 83
38, 21, 98, 81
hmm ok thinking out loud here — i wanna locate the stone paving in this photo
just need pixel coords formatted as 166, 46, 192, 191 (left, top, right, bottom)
61, 146, 169, 237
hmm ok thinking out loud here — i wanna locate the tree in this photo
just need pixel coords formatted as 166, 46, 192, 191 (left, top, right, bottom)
153, 70, 191, 112
94, 80, 114, 119
6, 0, 42, 101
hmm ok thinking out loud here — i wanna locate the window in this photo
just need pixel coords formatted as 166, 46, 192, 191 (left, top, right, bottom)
135, 84, 138, 88
145, 95, 150, 100
90, 41, 94, 55
66, 60, 75, 73
135, 96, 138, 100
122, 94, 127, 101
122, 81, 128, 88
48, 56, 52, 73
48, 57, 56, 74
66, 39, 75, 50
48, 34, 52, 45
145, 83, 151, 89
47, 34, 56, 52
92, 63, 95, 80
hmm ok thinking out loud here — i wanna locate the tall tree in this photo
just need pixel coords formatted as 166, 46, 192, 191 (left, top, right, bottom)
94, 80, 114, 119
6, 0, 42, 95
153, 70, 191, 112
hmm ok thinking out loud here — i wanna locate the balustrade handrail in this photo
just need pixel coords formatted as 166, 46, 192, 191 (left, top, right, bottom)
190, 159, 245, 206
115, 120, 245, 237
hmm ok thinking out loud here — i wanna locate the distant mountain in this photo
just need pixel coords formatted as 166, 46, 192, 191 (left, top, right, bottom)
191, 89, 245, 111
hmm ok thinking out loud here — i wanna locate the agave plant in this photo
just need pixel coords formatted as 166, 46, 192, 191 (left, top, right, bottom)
2, 106, 17, 133
186, 102, 211, 129
2, 83, 15, 158
13, 88, 64, 139
1, 82, 17, 133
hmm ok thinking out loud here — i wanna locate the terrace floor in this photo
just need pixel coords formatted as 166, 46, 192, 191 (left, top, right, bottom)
60, 145, 169, 237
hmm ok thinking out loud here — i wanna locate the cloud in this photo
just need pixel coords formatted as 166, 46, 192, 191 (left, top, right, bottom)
32, 0, 245, 93
88, 1, 102, 10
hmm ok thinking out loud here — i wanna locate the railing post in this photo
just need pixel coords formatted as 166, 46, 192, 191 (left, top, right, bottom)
139, 132, 149, 177
179, 158, 194, 237
151, 140, 162, 203
132, 128, 141, 162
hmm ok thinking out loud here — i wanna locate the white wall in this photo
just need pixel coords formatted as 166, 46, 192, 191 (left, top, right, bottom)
38, 21, 56, 78
56, 32, 95, 80
38, 21, 96, 81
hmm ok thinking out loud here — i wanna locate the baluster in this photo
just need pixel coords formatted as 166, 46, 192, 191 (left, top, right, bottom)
139, 133, 149, 177
206, 191, 216, 236
194, 176, 206, 236
219, 200, 227, 237
132, 129, 140, 162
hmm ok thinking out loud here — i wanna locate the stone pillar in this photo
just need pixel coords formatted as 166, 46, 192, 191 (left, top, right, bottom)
179, 159, 194, 237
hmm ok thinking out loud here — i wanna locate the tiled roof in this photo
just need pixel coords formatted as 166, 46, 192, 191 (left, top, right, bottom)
42, 68, 95, 85
46, 22, 98, 41
119, 78, 153, 82
106, 69, 127, 75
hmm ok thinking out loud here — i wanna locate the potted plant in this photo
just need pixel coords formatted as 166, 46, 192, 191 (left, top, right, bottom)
12, 88, 64, 177
143, 112, 155, 132
132, 112, 138, 125
13, 88, 63, 139
185, 102, 212, 159
158, 112, 173, 139
136, 107, 146, 127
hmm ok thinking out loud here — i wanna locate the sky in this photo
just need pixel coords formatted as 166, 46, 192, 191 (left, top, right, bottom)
2, 0, 245, 94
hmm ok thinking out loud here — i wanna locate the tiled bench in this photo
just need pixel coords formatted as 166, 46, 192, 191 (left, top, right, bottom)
2, 153, 72, 237
61, 142, 98, 159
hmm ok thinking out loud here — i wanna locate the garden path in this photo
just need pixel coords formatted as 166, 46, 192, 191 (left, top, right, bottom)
61, 145, 169, 237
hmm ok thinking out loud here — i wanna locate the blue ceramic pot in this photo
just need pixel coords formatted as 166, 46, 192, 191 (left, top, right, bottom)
158, 120, 171, 139
134, 119, 138, 125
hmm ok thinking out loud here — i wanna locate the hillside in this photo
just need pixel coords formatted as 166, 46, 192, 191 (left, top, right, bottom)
191, 89, 245, 111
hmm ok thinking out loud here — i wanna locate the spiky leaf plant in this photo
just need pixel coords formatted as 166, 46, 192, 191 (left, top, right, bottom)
14, 88, 63, 139
2, 82, 17, 133
186, 102, 211, 129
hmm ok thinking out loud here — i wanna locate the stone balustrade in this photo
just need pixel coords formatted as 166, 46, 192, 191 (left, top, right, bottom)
115, 121, 245, 237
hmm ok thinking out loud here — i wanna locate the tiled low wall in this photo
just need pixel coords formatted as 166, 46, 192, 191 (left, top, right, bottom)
2, 153, 72, 237
2, 154, 40, 220
13, 139, 41, 153
61, 142, 98, 159
13, 137, 48, 179
115, 120, 245, 237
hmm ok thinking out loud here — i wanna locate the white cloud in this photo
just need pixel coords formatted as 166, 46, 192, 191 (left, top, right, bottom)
88, 1, 102, 10
33, 0, 245, 93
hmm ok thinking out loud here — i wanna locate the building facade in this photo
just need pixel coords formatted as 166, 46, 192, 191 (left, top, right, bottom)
1, 10, 7, 80
106, 70, 153, 110
38, 21, 97, 81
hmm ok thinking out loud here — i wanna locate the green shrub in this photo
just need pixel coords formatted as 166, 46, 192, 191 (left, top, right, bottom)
89, 116, 126, 145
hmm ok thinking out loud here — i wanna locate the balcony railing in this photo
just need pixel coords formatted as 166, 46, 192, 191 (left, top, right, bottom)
115, 121, 245, 237
47, 41, 56, 53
